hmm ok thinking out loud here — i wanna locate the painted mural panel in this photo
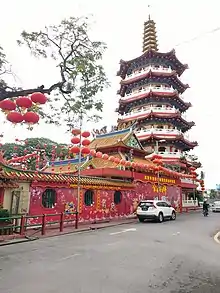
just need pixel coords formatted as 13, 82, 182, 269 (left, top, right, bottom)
135, 181, 182, 212
28, 181, 182, 225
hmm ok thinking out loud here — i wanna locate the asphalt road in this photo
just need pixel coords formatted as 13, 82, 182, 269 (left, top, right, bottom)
1, 212, 220, 293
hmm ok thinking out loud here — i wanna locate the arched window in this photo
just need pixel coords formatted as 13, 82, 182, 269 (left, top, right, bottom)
42, 189, 56, 208
84, 190, 94, 206
114, 191, 122, 205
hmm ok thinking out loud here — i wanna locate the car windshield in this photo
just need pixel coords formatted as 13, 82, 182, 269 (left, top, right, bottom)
214, 201, 220, 205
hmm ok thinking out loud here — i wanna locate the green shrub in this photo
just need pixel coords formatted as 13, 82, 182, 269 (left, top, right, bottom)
0, 208, 10, 222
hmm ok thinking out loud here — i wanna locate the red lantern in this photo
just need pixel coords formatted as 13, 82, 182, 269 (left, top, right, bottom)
102, 154, 109, 160
16, 97, 32, 109
81, 147, 90, 155
125, 161, 131, 167
131, 162, 135, 168
81, 131, 90, 138
90, 149, 96, 156
96, 151, 103, 158
71, 129, 81, 136
70, 146, 80, 154
0, 99, 16, 113
71, 137, 80, 144
23, 112, 39, 124
82, 139, 90, 146
30, 92, 47, 105
108, 156, 115, 162
6, 111, 23, 123
114, 158, 120, 164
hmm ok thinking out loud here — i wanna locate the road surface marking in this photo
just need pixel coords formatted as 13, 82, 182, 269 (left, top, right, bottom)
59, 253, 81, 261
107, 242, 120, 246
109, 228, 137, 235
214, 231, 220, 244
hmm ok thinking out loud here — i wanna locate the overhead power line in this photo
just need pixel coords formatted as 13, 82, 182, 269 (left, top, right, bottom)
175, 26, 220, 47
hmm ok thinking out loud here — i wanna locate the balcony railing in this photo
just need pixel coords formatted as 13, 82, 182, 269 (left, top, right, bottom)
121, 85, 175, 100
124, 66, 172, 81
181, 178, 194, 184
182, 199, 198, 207
118, 106, 178, 120
136, 127, 182, 137
145, 151, 183, 159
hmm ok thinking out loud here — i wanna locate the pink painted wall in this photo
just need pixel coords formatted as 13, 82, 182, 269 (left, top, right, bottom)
28, 182, 182, 225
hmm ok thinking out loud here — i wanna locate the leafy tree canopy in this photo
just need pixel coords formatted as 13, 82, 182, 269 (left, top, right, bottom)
0, 16, 109, 128
1, 137, 70, 170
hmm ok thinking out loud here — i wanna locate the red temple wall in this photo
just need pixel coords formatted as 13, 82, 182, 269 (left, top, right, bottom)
28, 181, 182, 225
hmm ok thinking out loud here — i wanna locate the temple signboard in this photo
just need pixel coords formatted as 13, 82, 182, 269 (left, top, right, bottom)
143, 175, 176, 185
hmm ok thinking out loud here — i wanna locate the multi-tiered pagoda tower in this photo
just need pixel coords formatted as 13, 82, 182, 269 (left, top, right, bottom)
116, 16, 198, 170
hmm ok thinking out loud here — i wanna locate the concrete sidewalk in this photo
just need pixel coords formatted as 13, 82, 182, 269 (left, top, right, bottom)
0, 217, 137, 246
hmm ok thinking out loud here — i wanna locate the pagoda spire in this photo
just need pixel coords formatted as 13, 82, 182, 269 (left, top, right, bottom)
143, 6, 158, 53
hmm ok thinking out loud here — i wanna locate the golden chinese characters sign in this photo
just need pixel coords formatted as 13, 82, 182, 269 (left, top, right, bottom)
152, 184, 167, 193
144, 175, 176, 185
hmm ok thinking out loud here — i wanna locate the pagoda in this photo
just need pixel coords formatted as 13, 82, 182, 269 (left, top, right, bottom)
116, 15, 199, 172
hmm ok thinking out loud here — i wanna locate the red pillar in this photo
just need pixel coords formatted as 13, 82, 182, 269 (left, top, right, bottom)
60, 213, 64, 232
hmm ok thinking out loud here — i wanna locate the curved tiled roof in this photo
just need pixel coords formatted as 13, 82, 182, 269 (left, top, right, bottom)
0, 162, 134, 189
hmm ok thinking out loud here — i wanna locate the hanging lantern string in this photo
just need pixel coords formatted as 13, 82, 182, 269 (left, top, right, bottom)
89, 150, 196, 180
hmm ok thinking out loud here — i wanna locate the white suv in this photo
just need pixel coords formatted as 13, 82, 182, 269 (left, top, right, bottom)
136, 200, 176, 223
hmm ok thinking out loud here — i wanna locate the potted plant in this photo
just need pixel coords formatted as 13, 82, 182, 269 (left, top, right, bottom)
0, 206, 12, 235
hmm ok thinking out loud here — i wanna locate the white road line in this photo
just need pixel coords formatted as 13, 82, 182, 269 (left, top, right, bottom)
107, 242, 120, 246
214, 231, 220, 244
109, 228, 137, 235
59, 253, 81, 261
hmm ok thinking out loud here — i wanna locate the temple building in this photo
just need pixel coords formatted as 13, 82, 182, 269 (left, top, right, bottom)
116, 15, 200, 201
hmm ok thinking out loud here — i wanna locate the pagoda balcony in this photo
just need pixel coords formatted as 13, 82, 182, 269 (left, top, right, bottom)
145, 151, 182, 159
122, 85, 175, 100
124, 65, 172, 81
181, 178, 195, 184
136, 127, 182, 138
118, 105, 178, 120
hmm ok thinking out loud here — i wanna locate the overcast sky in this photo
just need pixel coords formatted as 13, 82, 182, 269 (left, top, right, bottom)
0, 0, 219, 188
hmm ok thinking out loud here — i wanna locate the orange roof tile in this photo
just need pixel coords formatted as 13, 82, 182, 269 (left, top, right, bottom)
90, 128, 131, 149
0, 162, 134, 189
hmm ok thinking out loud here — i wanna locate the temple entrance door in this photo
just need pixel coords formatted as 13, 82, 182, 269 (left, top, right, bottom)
10, 191, 20, 215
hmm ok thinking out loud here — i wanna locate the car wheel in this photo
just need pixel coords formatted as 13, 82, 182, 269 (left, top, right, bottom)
138, 218, 145, 222
158, 212, 164, 223
171, 211, 176, 220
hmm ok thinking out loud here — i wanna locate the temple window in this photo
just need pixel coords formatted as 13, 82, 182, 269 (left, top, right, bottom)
84, 189, 94, 206
158, 147, 166, 152
42, 189, 56, 209
114, 191, 122, 205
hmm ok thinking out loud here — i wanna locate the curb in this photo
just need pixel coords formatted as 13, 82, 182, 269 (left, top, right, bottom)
214, 231, 220, 244
39, 219, 138, 239
0, 219, 137, 247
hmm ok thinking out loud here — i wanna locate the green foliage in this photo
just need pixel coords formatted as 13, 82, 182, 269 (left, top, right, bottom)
17, 16, 109, 128
1, 137, 69, 170
0, 208, 10, 222
0, 16, 109, 129
209, 189, 217, 199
